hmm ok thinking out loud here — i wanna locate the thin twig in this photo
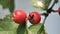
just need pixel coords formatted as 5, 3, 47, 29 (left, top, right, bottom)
49, 0, 58, 9
37, 16, 47, 34
52, 10, 57, 12
43, 17, 47, 25
37, 0, 59, 34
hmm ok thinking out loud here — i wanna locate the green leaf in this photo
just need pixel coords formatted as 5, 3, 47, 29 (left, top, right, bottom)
44, 0, 52, 10
0, 0, 14, 13
0, 15, 18, 31
31, 0, 52, 10
29, 23, 47, 34
0, 15, 18, 34
17, 23, 28, 34
37, 24, 45, 34
0, 31, 16, 34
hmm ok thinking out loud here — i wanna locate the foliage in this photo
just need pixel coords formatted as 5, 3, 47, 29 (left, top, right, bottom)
0, 0, 14, 13
0, 0, 59, 34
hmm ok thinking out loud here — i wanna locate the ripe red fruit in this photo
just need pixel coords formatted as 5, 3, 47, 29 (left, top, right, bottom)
12, 10, 27, 24
58, 7, 60, 15
28, 12, 41, 24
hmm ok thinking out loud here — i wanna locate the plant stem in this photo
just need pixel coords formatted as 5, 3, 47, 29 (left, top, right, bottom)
37, 16, 47, 34
42, 16, 47, 25
52, 10, 57, 12
49, 0, 58, 9
37, 0, 59, 34
42, 16, 47, 34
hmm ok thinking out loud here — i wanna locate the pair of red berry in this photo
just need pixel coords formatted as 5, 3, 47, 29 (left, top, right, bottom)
12, 10, 41, 25
12, 7, 60, 25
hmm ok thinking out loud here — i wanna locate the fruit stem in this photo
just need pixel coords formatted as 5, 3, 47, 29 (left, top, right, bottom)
52, 10, 58, 12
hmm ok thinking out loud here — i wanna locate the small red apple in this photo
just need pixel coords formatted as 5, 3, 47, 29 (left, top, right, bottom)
28, 12, 41, 24
58, 7, 60, 15
12, 9, 27, 24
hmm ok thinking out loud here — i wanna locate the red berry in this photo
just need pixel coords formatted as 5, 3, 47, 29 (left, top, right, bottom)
28, 12, 41, 24
58, 7, 60, 15
12, 10, 27, 24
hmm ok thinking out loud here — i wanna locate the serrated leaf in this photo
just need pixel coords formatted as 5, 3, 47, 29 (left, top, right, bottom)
29, 23, 47, 34
17, 22, 28, 34
0, 15, 18, 31
0, 0, 14, 13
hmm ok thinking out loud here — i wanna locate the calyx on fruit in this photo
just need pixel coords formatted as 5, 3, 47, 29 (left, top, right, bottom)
28, 12, 41, 24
